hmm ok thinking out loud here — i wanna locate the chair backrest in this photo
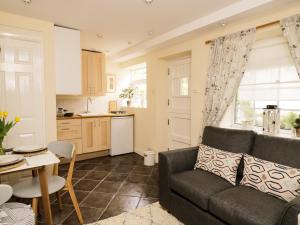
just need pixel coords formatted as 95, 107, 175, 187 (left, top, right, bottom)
48, 141, 76, 184
48, 141, 74, 159
0, 184, 13, 205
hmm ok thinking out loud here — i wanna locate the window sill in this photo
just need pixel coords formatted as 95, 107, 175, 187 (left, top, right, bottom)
227, 124, 300, 140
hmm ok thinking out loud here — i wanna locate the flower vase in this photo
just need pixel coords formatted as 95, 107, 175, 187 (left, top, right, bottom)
0, 137, 5, 155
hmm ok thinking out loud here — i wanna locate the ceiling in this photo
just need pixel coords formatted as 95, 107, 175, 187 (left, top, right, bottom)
0, 0, 296, 61
0, 0, 240, 51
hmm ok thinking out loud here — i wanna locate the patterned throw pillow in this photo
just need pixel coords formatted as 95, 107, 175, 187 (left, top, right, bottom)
194, 144, 243, 185
241, 154, 300, 202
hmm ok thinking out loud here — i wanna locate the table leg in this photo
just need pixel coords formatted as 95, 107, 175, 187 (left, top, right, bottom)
38, 166, 53, 225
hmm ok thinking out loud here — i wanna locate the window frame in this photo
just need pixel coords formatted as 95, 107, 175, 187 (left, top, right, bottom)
123, 62, 147, 109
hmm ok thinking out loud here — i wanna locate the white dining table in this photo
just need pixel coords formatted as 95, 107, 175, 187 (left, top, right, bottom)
0, 151, 60, 225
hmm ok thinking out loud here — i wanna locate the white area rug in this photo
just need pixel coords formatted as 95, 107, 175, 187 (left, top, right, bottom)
86, 202, 184, 225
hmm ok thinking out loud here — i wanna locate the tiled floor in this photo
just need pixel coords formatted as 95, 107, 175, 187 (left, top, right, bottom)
37, 153, 159, 225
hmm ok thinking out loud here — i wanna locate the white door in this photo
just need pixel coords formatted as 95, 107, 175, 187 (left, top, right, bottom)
168, 58, 191, 150
0, 36, 44, 148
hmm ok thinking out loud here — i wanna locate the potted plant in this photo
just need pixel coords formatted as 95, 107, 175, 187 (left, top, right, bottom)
0, 112, 21, 155
294, 115, 300, 138
119, 88, 135, 107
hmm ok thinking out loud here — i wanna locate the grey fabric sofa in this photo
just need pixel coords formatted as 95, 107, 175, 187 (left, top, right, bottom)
159, 126, 300, 225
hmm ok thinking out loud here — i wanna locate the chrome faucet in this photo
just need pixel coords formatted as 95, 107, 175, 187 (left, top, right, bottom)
85, 97, 93, 113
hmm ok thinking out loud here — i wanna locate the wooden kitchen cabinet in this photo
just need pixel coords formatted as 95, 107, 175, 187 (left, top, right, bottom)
82, 117, 111, 153
81, 118, 98, 153
57, 119, 83, 154
82, 50, 106, 96
97, 117, 111, 150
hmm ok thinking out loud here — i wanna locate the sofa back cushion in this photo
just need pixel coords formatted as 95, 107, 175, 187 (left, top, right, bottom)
202, 126, 256, 154
252, 135, 300, 168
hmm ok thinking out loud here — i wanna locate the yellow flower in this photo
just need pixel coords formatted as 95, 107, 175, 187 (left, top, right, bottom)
15, 117, 21, 123
0, 112, 2, 117
3, 112, 8, 118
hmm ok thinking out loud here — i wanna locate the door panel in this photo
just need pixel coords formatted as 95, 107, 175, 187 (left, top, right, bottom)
168, 58, 191, 150
82, 118, 96, 153
97, 117, 111, 150
0, 37, 44, 148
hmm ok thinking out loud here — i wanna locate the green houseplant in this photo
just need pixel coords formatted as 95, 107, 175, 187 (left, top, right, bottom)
0, 111, 20, 155
119, 88, 135, 107
294, 115, 300, 138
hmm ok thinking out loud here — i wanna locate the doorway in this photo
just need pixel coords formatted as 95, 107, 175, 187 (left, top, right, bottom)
168, 57, 191, 150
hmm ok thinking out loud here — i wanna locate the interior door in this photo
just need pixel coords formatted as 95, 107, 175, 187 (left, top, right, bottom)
168, 57, 191, 150
0, 37, 44, 148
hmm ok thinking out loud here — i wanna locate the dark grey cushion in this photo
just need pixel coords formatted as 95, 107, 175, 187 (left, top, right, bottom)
209, 186, 286, 225
252, 134, 300, 168
202, 126, 256, 154
170, 169, 233, 210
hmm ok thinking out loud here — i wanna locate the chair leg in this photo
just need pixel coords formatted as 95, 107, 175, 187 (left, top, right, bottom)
56, 191, 63, 210
68, 184, 83, 224
32, 198, 38, 215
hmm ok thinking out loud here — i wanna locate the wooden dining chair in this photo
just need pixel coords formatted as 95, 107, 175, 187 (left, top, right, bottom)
0, 184, 35, 225
12, 141, 84, 224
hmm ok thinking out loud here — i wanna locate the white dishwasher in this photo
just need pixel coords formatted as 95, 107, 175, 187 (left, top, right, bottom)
110, 116, 134, 156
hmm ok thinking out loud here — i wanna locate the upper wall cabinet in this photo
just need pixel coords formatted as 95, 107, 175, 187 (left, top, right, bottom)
82, 50, 106, 96
54, 26, 81, 95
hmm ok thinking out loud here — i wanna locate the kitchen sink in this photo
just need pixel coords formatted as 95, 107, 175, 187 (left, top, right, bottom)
78, 113, 105, 117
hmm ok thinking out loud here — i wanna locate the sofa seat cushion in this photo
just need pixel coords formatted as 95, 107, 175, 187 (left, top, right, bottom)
209, 186, 286, 225
170, 169, 233, 210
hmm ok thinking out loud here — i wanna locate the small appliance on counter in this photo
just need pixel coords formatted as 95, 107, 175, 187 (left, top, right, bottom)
57, 108, 74, 117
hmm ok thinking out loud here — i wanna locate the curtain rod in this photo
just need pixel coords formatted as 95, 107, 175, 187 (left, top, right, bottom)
205, 20, 280, 45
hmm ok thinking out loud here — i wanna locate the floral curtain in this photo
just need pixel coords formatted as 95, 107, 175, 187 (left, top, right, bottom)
200, 28, 256, 139
281, 14, 300, 78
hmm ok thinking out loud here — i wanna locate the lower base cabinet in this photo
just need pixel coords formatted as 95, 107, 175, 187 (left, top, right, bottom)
81, 117, 111, 153
57, 117, 111, 155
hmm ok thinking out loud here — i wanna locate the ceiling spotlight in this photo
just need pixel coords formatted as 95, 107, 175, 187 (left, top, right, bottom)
145, 0, 153, 5
96, 34, 103, 39
23, 0, 32, 4
147, 31, 154, 36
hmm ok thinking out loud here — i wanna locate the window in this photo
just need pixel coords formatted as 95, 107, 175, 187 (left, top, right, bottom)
235, 36, 300, 131
123, 63, 147, 108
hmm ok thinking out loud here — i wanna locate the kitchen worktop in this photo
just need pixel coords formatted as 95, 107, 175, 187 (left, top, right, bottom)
56, 113, 134, 120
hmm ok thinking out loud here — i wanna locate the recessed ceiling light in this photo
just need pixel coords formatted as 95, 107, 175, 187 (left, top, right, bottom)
96, 34, 103, 39
145, 0, 154, 5
147, 31, 154, 36
23, 0, 32, 4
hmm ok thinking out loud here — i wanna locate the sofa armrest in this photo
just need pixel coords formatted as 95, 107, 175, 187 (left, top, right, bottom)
158, 146, 198, 209
159, 146, 199, 175
279, 195, 300, 225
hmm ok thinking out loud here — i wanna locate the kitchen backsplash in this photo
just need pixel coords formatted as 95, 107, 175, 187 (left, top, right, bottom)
56, 94, 122, 115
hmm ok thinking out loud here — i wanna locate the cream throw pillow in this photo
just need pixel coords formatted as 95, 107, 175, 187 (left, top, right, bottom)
241, 154, 300, 202
194, 144, 243, 185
